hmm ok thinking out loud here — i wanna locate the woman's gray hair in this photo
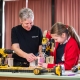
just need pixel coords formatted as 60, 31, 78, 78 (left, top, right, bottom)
19, 8, 34, 21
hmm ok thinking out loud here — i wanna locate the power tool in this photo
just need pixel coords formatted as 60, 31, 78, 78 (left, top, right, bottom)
42, 30, 55, 56
72, 65, 80, 72
42, 37, 48, 54
0, 49, 14, 66
33, 65, 63, 76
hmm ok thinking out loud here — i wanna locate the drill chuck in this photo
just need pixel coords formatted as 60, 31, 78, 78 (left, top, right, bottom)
72, 66, 79, 72
4, 49, 14, 54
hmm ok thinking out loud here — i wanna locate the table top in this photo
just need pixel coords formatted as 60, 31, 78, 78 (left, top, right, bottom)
0, 71, 80, 80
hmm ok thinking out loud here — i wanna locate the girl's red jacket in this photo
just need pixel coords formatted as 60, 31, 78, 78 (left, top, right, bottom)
47, 37, 80, 70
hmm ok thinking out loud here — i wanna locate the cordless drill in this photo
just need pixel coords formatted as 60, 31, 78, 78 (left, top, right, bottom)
33, 65, 63, 76
0, 49, 14, 66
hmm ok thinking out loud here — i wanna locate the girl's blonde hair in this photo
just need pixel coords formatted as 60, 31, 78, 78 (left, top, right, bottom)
50, 22, 80, 48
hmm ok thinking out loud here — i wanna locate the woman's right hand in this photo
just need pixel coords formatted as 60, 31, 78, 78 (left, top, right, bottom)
25, 53, 37, 62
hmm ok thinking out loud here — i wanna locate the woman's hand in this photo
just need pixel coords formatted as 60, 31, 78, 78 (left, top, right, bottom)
25, 53, 37, 62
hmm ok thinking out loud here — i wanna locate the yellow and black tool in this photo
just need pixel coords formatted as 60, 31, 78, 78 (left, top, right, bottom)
33, 65, 62, 76
0, 65, 62, 76
72, 65, 80, 72
0, 49, 14, 56
0, 49, 14, 66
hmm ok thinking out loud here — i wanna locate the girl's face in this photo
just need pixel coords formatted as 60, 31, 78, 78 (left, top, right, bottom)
51, 33, 67, 44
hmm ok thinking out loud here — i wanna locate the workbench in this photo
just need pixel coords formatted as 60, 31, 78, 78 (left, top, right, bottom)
0, 71, 80, 80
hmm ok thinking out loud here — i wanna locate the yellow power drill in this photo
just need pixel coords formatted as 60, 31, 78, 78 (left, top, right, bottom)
72, 65, 80, 72
0, 49, 14, 66
33, 65, 63, 76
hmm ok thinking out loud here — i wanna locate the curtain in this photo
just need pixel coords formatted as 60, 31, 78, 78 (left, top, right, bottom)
5, 0, 26, 49
55, 0, 80, 35
28, 0, 51, 32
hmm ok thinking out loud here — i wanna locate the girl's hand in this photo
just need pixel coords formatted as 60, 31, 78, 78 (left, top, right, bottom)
38, 63, 48, 68
42, 63, 48, 68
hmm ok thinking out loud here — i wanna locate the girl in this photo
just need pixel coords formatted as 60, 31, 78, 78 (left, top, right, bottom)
41, 22, 80, 70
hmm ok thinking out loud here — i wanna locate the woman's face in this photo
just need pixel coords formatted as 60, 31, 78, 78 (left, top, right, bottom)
51, 33, 67, 44
20, 18, 33, 31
